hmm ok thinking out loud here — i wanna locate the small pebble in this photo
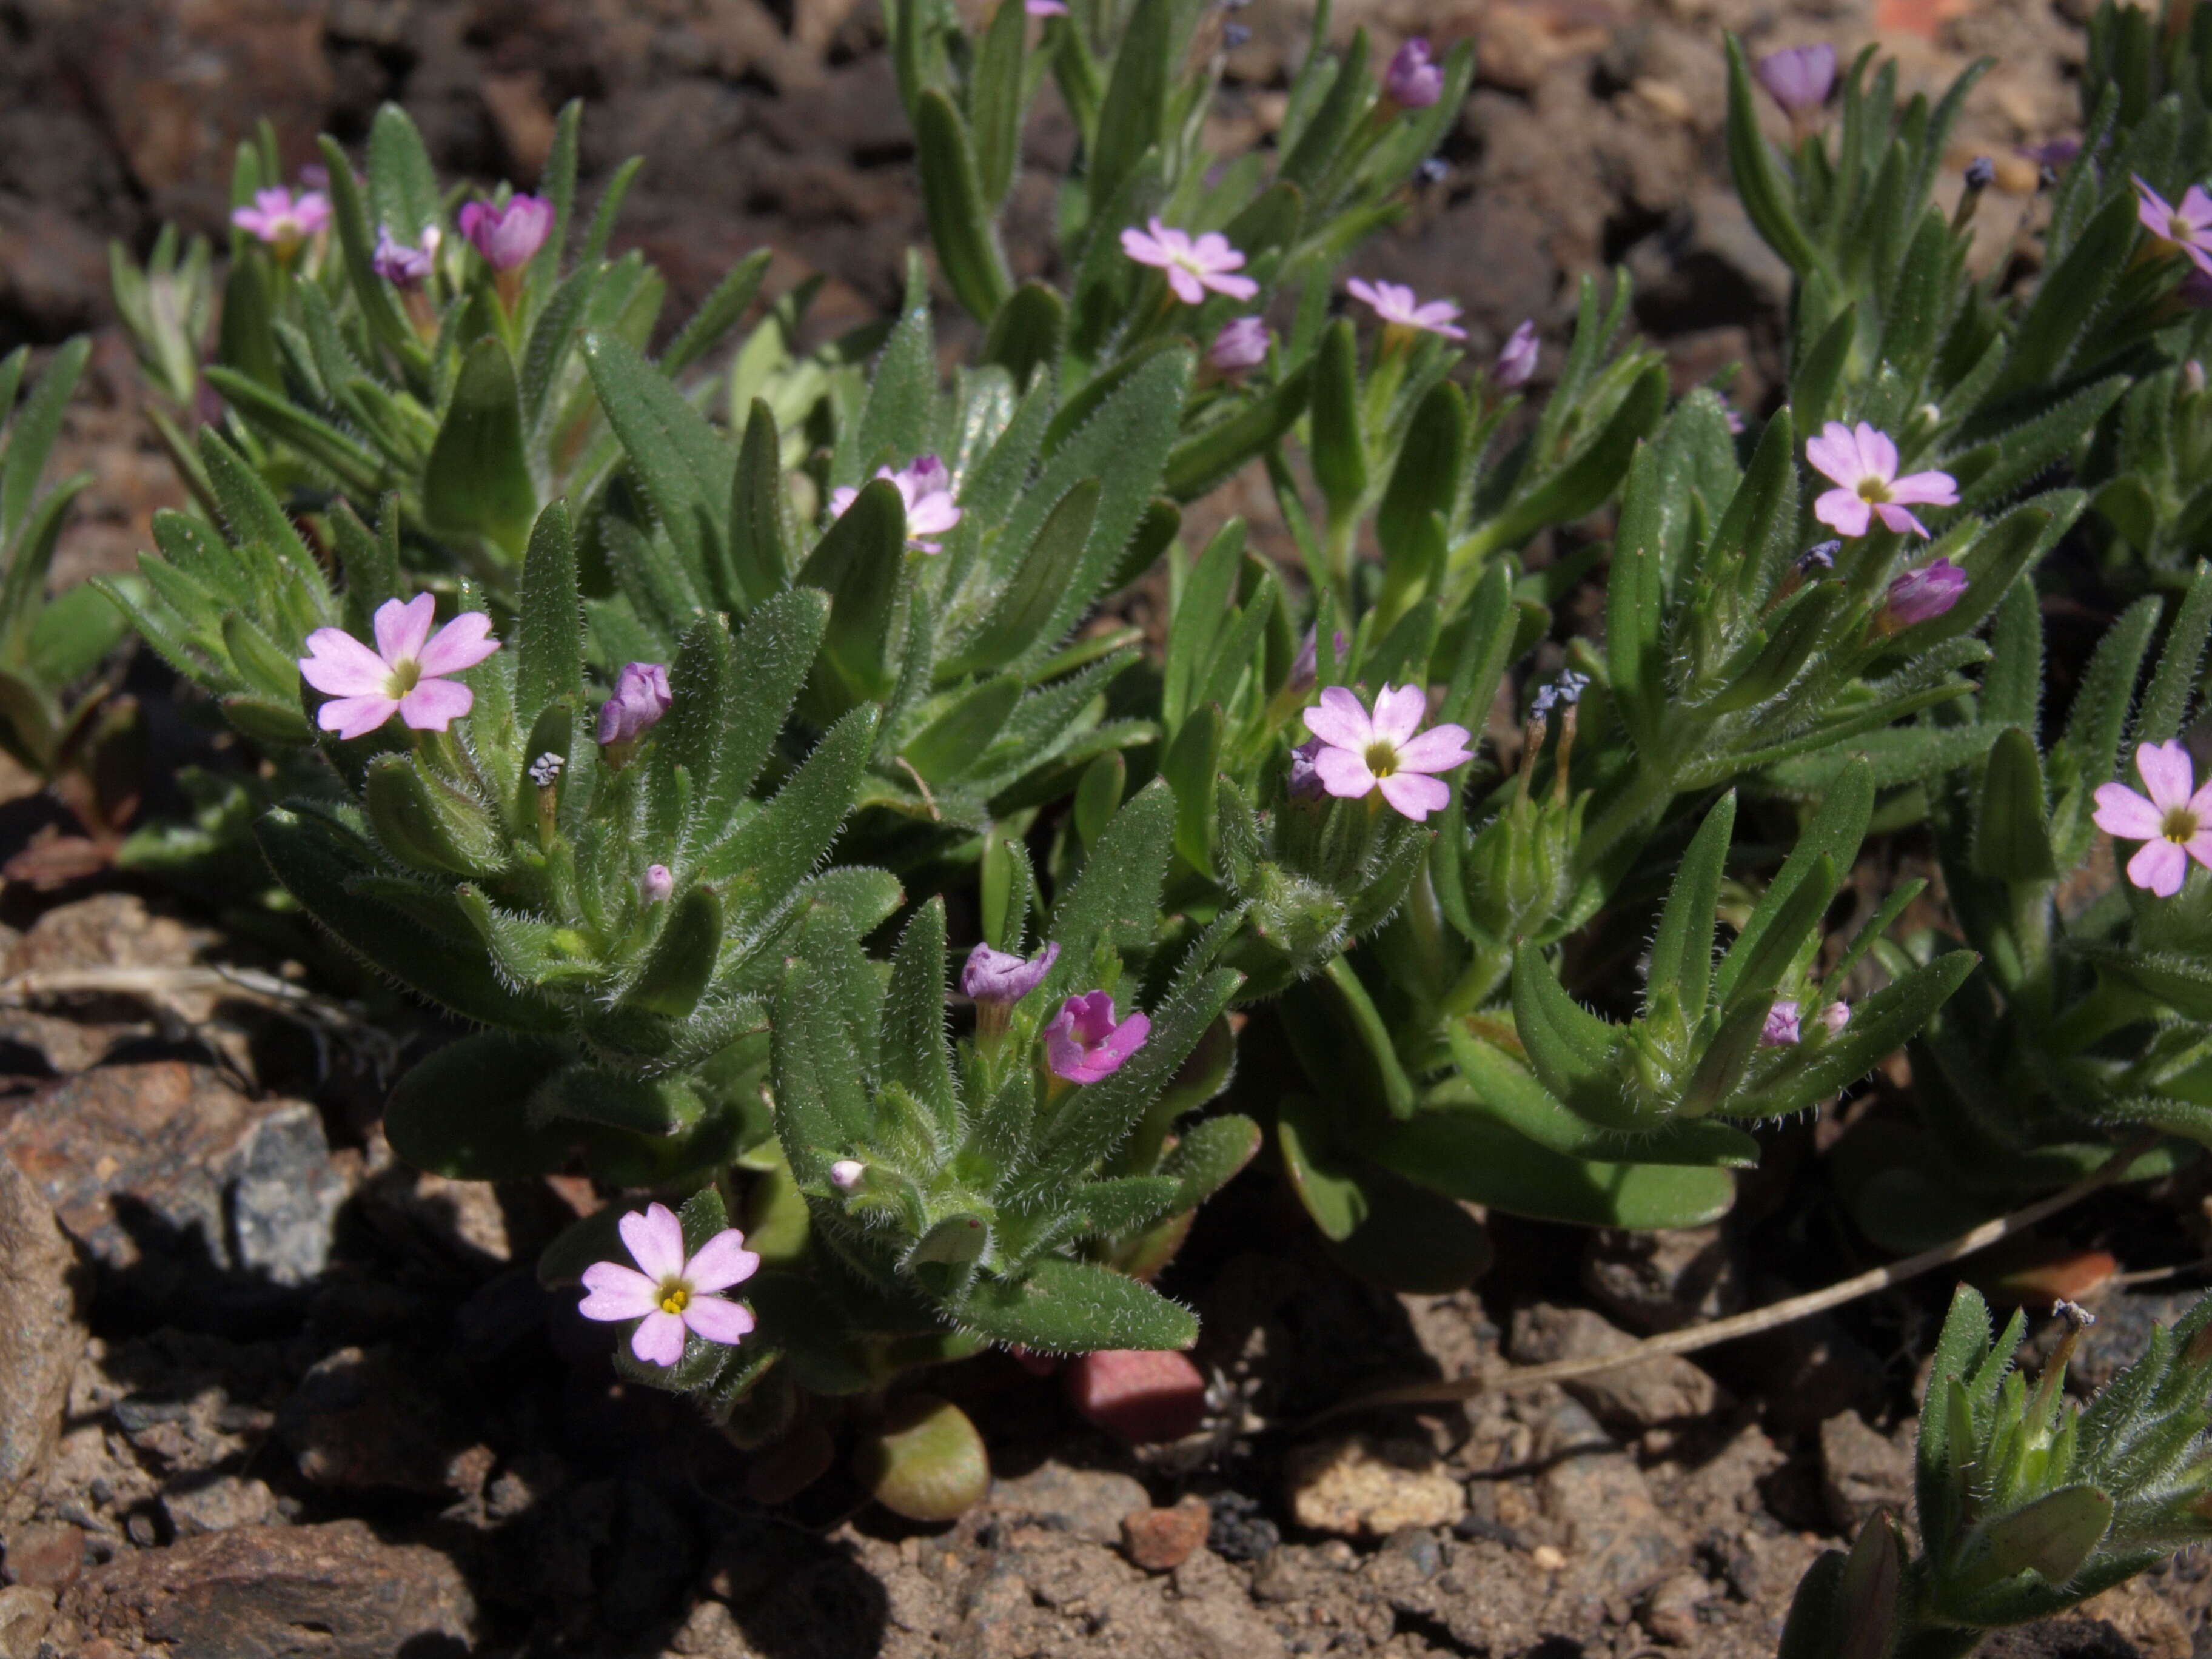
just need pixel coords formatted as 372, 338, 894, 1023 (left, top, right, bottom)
1122, 1498, 1211, 1572
1532, 1543, 1567, 1571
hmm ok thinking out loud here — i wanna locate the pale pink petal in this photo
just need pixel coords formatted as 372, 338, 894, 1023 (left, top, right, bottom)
578, 1261, 662, 1321
1189, 232, 1242, 270
907, 494, 962, 538
1887, 470, 1959, 506
1805, 423, 1861, 486
1312, 746, 1378, 799
1302, 686, 1373, 749
620, 1202, 688, 1281
828, 486, 858, 518
1871, 502, 1932, 538
374, 594, 437, 666
1165, 266, 1207, 306
2188, 830, 2212, 872
1853, 423, 1898, 484
396, 677, 475, 731
416, 611, 500, 677
682, 1295, 757, 1345
2093, 781, 2167, 840
1346, 278, 1382, 309
2189, 779, 2212, 822
631, 1309, 688, 1366
683, 1230, 762, 1293
1370, 683, 1428, 744
2129, 838, 2189, 896
2138, 178, 2177, 238
1378, 771, 1450, 820
1395, 723, 1473, 773
2136, 740, 2196, 813
1120, 227, 1168, 267
299, 628, 395, 697
1204, 272, 1260, 301
2182, 185, 2212, 231
1814, 489, 1872, 537
315, 695, 400, 740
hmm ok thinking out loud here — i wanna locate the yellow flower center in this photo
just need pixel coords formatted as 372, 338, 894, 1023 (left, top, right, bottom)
657, 1281, 691, 1316
2163, 807, 2200, 847
2173, 213, 2194, 243
383, 657, 421, 700
1364, 741, 1400, 779
1857, 477, 1892, 505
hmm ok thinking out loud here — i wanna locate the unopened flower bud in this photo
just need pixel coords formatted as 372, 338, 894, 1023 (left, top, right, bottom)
2187, 360, 2207, 395
642, 863, 674, 903
1287, 736, 1329, 801
961, 941, 1059, 1004
1418, 156, 1450, 184
1761, 1000, 1803, 1047
1209, 316, 1270, 373
1224, 21, 1250, 46
1964, 156, 1996, 193
1382, 39, 1444, 109
1494, 320, 1539, 389
528, 752, 565, 788
1818, 1000, 1851, 1036
830, 1159, 865, 1191
458, 195, 554, 272
598, 662, 672, 762
1881, 558, 1969, 631
1754, 43, 1836, 123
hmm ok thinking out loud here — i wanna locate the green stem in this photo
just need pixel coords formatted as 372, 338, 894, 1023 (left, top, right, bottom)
1572, 756, 1678, 880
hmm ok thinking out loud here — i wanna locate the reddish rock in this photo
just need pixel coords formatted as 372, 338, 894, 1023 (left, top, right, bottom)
1121, 1498, 1212, 1572
1064, 1350, 1208, 1445
0, 1158, 87, 1500
55, 1521, 476, 1658
2, 1521, 84, 1592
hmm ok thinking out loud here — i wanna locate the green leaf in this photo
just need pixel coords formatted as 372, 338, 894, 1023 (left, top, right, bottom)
700, 703, 878, 904
366, 102, 441, 244
981, 283, 1065, 389
955, 1257, 1196, 1353
2137, 559, 2212, 745
423, 337, 537, 557
1443, 1031, 1760, 1167
515, 503, 585, 725
1309, 318, 1366, 511
626, 888, 722, 1017
885, 897, 960, 1149
1161, 702, 1222, 874
797, 477, 907, 712
1974, 725, 2056, 882
730, 398, 793, 611
1160, 1113, 1261, 1212
947, 481, 1101, 674
1724, 35, 1825, 276
661, 248, 772, 380
1278, 1093, 1366, 1241
1647, 793, 1735, 1031
1512, 940, 1636, 1130
582, 330, 732, 581
857, 299, 937, 474
970, 0, 1030, 208
1372, 1109, 1737, 1228
1, 337, 89, 550
1041, 779, 1176, 1003
916, 90, 1012, 323
1163, 363, 1312, 502
386, 1034, 574, 1178
1087, 0, 1171, 227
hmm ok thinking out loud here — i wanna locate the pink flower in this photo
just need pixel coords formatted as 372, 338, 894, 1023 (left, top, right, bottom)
1210, 317, 1270, 372
1882, 558, 1969, 628
1820, 1002, 1851, 1036
1120, 219, 1260, 306
1044, 991, 1151, 1084
1494, 320, 1538, 387
297, 594, 500, 741
1761, 1001, 1802, 1047
2134, 176, 2212, 276
598, 661, 672, 748
962, 942, 1059, 1004
829, 455, 963, 552
829, 1159, 866, 1191
372, 224, 438, 287
1299, 684, 1472, 821
458, 195, 554, 270
578, 1202, 760, 1367
1026, 0, 1068, 13
1287, 736, 1328, 800
2093, 740, 2212, 897
1754, 44, 1836, 116
1383, 39, 1444, 108
1346, 278, 1466, 341
1806, 421, 1958, 538
231, 187, 331, 252
1287, 627, 1348, 692
642, 863, 674, 903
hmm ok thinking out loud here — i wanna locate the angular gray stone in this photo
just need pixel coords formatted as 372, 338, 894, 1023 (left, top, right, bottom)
227, 1102, 344, 1287
1818, 1410, 1913, 1535
1538, 1396, 1688, 1607
1510, 1303, 1726, 1433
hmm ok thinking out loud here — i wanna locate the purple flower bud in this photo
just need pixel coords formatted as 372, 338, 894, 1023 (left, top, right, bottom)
1818, 1001, 1850, 1037
830, 1159, 866, 1190
1384, 39, 1445, 109
1287, 736, 1328, 800
1554, 669, 1589, 705
1754, 44, 1836, 118
642, 863, 674, 903
1494, 320, 1538, 389
1208, 317, 1270, 373
962, 941, 1059, 1004
1224, 22, 1250, 46
598, 662, 672, 749
1044, 991, 1151, 1085
1418, 156, 1450, 184
2017, 137, 2080, 169
1963, 156, 1995, 192
458, 195, 554, 271
1761, 1000, 1802, 1047
372, 224, 438, 288
1883, 558, 1969, 628
1287, 629, 1349, 693
1800, 539, 1841, 574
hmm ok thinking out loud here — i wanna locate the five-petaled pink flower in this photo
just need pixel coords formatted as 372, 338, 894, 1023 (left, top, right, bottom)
2134, 176, 2212, 276
1300, 684, 1473, 822
578, 1202, 759, 1367
232, 187, 330, 252
1807, 421, 1958, 538
829, 455, 964, 552
297, 594, 500, 740
2093, 740, 2212, 897
458, 195, 554, 270
1347, 278, 1467, 341
1044, 991, 1150, 1084
1121, 220, 1259, 306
